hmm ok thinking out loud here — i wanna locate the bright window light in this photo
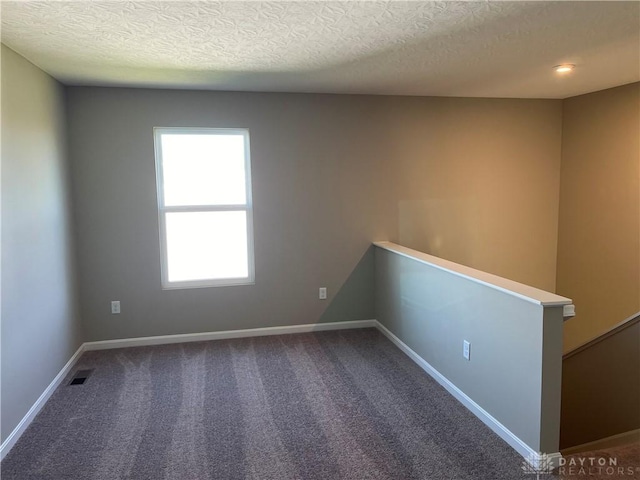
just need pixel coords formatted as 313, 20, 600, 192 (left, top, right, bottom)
154, 128, 254, 288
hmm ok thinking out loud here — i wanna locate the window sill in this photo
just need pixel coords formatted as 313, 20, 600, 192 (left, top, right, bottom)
161, 279, 255, 290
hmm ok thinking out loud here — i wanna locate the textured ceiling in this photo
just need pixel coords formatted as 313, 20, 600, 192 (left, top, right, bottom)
2, 1, 639, 98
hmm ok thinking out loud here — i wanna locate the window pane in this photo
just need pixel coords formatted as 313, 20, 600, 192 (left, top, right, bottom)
161, 133, 247, 206
165, 211, 249, 282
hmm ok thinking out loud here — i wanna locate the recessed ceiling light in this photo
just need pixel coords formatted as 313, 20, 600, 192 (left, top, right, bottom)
554, 64, 575, 74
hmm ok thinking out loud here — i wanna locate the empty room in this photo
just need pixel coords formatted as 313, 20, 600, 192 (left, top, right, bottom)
1, 1, 639, 479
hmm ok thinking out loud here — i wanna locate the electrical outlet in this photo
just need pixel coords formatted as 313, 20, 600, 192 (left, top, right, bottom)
463, 340, 471, 361
111, 300, 121, 314
319, 287, 327, 300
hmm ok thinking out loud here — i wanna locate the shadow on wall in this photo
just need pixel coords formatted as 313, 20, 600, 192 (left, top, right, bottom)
318, 246, 376, 324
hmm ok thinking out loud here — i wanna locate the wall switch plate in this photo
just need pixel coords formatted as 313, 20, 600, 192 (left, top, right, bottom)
463, 340, 471, 361
111, 300, 121, 314
319, 287, 327, 300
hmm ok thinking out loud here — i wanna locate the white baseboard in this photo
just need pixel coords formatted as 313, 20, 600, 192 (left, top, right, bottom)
0, 319, 376, 460
0, 344, 85, 461
83, 319, 377, 351
561, 429, 640, 456
373, 321, 561, 468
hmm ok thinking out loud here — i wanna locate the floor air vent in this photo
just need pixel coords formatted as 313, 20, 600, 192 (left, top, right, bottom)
69, 369, 93, 385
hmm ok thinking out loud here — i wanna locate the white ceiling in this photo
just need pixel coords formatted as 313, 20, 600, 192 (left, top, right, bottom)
2, 1, 639, 99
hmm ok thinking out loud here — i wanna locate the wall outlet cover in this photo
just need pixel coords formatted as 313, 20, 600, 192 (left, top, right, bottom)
111, 300, 121, 314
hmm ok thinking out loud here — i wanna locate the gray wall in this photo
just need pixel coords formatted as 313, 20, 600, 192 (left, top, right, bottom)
66, 88, 397, 341
375, 247, 564, 454
66, 87, 563, 341
1, 45, 82, 442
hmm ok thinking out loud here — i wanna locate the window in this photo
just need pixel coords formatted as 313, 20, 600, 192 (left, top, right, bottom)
154, 128, 254, 288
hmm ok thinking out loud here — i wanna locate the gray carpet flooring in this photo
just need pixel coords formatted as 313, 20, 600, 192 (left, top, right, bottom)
2, 328, 550, 479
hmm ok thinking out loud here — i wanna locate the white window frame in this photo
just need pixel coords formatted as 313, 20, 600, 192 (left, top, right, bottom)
153, 127, 255, 289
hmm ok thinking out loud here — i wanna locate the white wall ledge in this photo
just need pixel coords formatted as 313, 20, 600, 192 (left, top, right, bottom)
374, 241, 573, 308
